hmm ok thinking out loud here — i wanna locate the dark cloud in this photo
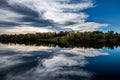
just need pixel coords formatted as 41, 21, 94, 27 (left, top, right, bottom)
0, 0, 9, 8
0, 21, 20, 27
0, 0, 39, 17
60, 22, 78, 26
0, 0, 54, 28
19, 16, 55, 27
9, 5, 39, 18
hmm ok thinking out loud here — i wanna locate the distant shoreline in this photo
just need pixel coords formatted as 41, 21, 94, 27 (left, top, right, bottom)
0, 31, 120, 49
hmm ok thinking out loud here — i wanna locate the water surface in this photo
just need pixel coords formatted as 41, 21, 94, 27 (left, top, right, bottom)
0, 43, 120, 80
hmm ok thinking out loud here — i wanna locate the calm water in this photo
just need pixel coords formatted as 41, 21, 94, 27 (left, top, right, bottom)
0, 43, 120, 80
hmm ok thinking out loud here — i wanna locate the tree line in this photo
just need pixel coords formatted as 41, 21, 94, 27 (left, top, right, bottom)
0, 31, 120, 48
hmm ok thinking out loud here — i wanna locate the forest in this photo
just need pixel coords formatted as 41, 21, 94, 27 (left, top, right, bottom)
0, 31, 120, 48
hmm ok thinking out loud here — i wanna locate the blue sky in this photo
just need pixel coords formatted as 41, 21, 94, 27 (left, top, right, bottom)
85, 0, 120, 32
0, 0, 120, 34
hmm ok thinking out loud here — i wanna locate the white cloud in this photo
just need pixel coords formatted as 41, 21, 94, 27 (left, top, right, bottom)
43, 54, 87, 67
0, 26, 54, 34
63, 22, 109, 31
7, 0, 93, 23
0, 43, 53, 52
0, 8, 24, 22
57, 48, 109, 57
0, 0, 109, 33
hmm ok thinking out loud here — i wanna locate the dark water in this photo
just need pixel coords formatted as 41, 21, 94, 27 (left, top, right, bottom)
0, 43, 120, 80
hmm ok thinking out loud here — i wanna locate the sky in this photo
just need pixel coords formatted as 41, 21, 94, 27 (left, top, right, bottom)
0, 0, 120, 34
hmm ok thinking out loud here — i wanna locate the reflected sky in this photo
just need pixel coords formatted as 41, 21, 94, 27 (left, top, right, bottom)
0, 43, 111, 80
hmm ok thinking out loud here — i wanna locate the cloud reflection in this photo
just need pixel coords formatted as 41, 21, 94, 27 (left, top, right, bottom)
0, 43, 109, 80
